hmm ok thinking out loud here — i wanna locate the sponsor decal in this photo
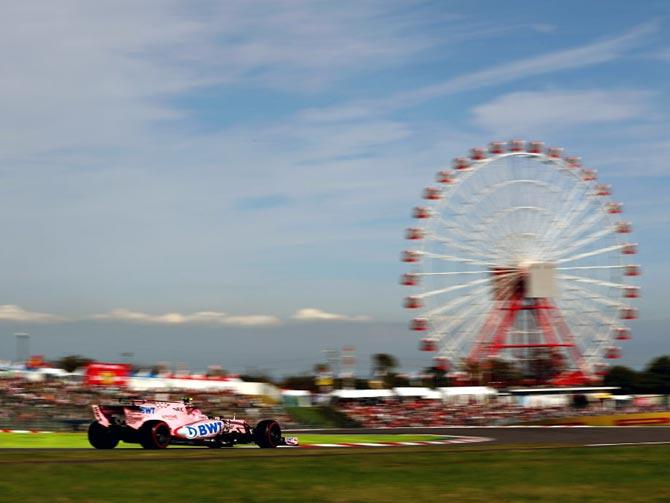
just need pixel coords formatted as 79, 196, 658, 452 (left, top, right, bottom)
177, 421, 224, 439
84, 363, 130, 387
615, 417, 670, 426
140, 406, 156, 415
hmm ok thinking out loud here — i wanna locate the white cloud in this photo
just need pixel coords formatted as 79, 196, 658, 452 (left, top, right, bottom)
93, 309, 281, 327
222, 315, 283, 327
291, 308, 371, 322
0, 0, 441, 162
0, 305, 65, 323
652, 48, 670, 61
302, 21, 658, 121
471, 89, 652, 135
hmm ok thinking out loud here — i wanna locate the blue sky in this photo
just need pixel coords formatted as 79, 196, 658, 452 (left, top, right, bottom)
0, 1, 668, 374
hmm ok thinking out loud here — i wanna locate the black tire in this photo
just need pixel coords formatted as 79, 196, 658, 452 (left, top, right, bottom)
88, 421, 119, 449
254, 419, 282, 448
139, 421, 171, 449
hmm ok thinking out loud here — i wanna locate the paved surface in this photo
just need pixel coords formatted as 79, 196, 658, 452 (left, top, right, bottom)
1, 427, 669, 463
288, 426, 670, 446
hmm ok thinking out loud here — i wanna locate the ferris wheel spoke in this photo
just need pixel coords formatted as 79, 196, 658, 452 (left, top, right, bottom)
418, 270, 501, 276
434, 300, 486, 328
430, 303, 484, 341
560, 304, 618, 338
557, 205, 606, 242
432, 300, 492, 350
438, 219, 505, 262
542, 185, 592, 244
558, 310, 612, 358
558, 273, 629, 290
555, 243, 626, 264
553, 213, 610, 256
441, 309, 495, 359
456, 180, 559, 237
556, 312, 609, 362
470, 206, 552, 252
561, 283, 624, 309
557, 265, 628, 271
560, 294, 619, 323
428, 231, 498, 261
542, 188, 584, 241
416, 276, 495, 299
554, 226, 616, 261
558, 304, 617, 342
433, 214, 494, 254
420, 250, 495, 267
423, 285, 490, 318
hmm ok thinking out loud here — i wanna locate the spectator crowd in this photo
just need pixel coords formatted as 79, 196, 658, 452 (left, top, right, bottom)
0, 375, 293, 431
1, 373, 667, 431
336, 397, 668, 427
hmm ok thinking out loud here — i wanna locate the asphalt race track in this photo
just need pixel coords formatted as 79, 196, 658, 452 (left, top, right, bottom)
1, 427, 669, 464
290, 426, 670, 447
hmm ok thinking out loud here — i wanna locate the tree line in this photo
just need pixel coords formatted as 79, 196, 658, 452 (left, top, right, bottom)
47, 353, 670, 395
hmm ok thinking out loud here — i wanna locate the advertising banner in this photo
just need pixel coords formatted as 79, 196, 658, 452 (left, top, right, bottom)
85, 363, 130, 387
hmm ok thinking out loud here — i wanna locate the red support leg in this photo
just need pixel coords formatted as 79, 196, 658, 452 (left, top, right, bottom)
468, 304, 506, 362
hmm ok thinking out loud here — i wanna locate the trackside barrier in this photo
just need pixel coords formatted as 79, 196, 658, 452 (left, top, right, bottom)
527, 411, 670, 426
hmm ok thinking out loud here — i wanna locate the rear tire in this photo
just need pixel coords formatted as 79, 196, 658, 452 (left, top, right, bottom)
139, 421, 171, 449
254, 419, 282, 448
88, 422, 119, 449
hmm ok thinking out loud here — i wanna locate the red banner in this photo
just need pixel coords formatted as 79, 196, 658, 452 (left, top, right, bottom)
85, 363, 130, 387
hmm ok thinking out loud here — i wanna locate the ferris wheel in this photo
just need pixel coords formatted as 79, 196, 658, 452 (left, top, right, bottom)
401, 140, 640, 384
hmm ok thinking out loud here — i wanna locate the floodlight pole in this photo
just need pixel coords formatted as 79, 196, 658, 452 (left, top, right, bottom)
14, 332, 30, 363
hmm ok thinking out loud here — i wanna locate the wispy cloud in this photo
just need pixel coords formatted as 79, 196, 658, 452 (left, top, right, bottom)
472, 89, 652, 136
0, 305, 66, 323
0, 1, 440, 162
93, 309, 281, 327
291, 308, 371, 322
301, 21, 659, 122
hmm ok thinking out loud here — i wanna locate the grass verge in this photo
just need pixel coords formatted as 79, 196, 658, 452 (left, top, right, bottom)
0, 445, 668, 502
286, 406, 360, 428
0, 432, 444, 448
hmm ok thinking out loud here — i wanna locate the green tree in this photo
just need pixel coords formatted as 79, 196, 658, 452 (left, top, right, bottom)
371, 353, 398, 376
526, 349, 564, 383
642, 356, 670, 394
282, 374, 317, 391
487, 358, 521, 388
603, 365, 639, 394
371, 353, 398, 388
423, 366, 449, 388
462, 359, 483, 385
53, 355, 93, 373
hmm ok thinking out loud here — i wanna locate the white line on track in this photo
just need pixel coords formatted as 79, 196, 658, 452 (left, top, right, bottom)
586, 441, 670, 447
291, 436, 493, 448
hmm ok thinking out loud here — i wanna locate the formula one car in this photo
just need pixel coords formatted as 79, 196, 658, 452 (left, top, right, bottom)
88, 398, 298, 449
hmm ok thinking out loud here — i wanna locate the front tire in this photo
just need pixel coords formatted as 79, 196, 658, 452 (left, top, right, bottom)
88, 421, 119, 449
254, 419, 282, 448
139, 421, 171, 449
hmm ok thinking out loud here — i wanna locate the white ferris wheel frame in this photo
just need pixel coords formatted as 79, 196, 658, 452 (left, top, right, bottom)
403, 143, 640, 377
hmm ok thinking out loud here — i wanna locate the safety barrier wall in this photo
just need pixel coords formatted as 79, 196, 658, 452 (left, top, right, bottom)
529, 411, 670, 426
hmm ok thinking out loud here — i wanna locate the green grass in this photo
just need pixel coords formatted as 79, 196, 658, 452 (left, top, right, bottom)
0, 446, 668, 502
286, 406, 360, 427
0, 432, 443, 448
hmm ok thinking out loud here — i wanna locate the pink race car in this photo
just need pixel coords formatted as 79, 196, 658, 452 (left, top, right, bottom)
88, 398, 298, 449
